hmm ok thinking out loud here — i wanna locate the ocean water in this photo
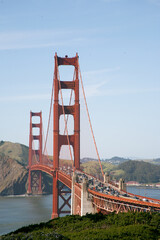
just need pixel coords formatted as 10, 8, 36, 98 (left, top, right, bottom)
127, 186, 160, 200
0, 187, 160, 236
0, 194, 53, 235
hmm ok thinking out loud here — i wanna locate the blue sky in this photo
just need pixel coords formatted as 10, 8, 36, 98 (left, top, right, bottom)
0, 0, 160, 159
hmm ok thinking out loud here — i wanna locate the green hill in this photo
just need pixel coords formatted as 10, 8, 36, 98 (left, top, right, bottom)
81, 161, 104, 178
1, 212, 160, 240
104, 156, 131, 165
0, 153, 27, 195
1, 140, 160, 194
81, 160, 121, 180
116, 160, 160, 183
0, 141, 52, 195
153, 158, 160, 165
81, 159, 160, 183
0, 141, 28, 166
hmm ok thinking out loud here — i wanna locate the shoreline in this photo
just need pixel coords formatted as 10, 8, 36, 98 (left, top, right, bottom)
127, 185, 160, 189
0, 186, 159, 198
0, 193, 51, 198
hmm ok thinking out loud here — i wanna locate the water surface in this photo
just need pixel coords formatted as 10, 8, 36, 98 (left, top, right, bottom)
0, 195, 53, 235
0, 188, 160, 236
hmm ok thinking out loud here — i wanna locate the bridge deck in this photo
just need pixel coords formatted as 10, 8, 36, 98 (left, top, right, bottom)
29, 164, 160, 212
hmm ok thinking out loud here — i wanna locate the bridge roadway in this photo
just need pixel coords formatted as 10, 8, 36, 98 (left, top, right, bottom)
30, 164, 160, 214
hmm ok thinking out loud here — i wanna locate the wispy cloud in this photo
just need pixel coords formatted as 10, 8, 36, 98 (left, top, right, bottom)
0, 38, 84, 51
1, 86, 159, 102
81, 81, 107, 98
82, 82, 160, 98
83, 67, 120, 76
0, 93, 50, 102
0, 29, 86, 51
105, 87, 160, 97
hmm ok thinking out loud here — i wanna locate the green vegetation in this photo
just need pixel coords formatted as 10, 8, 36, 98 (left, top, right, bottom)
111, 169, 125, 178
117, 160, 160, 183
1, 140, 160, 195
1, 212, 160, 240
81, 161, 103, 178
81, 159, 160, 183
101, 162, 115, 173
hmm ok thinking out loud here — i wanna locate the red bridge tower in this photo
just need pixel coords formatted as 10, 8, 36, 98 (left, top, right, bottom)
52, 53, 80, 218
27, 111, 42, 194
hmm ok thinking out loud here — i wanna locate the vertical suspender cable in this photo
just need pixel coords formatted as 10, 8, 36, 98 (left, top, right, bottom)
42, 123, 53, 166
43, 76, 54, 155
78, 60, 104, 178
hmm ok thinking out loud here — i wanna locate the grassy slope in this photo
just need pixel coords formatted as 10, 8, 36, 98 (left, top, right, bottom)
0, 141, 53, 195
117, 160, 160, 183
0, 153, 27, 195
0, 141, 28, 166
81, 161, 125, 180
0, 141, 29, 195
81, 160, 160, 183
1, 212, 160, 240
0, 140, 160, 192
81, 161, 103, 177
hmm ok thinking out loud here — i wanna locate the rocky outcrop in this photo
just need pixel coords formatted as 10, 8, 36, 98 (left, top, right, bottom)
0, 141, 53, 196
0, 152, 53, 196
0, 153, 28, 195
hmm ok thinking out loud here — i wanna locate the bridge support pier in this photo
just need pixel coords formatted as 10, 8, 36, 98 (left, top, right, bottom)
119, 178, 126, 191
71, 173, 95, 216
104, 172, 110, 184
71, 172, 76, 215
52, 171, 58, 219
27, 169, 32, 194
81, 178, 96, 216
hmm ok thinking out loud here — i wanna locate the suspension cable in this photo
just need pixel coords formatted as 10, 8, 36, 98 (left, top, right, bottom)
43, 75, 54, 154
57, 65, 74, 169
42, 123, 53, 166
78, 60, 104, 178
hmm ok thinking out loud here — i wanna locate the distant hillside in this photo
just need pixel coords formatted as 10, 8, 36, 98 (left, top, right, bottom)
0, 141, 28, 166
0, 141, 52, 195
0, 153, 27, 195
81, 156, 131, 165
104, 156, 131, 165
153, 158, 160, 165
116, 160, 160, 183
81, 161, 104, 178
81, 159, 160, 184
1, 140, 160, 195
81, 156, 160, 166
131, 158, 160, 165
80, 157, 97, 163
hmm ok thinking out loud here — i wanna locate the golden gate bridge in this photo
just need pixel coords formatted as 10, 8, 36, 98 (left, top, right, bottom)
27, 53, 160, 218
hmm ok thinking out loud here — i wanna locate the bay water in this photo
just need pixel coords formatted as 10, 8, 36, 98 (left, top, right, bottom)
0, 187, 160, 236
